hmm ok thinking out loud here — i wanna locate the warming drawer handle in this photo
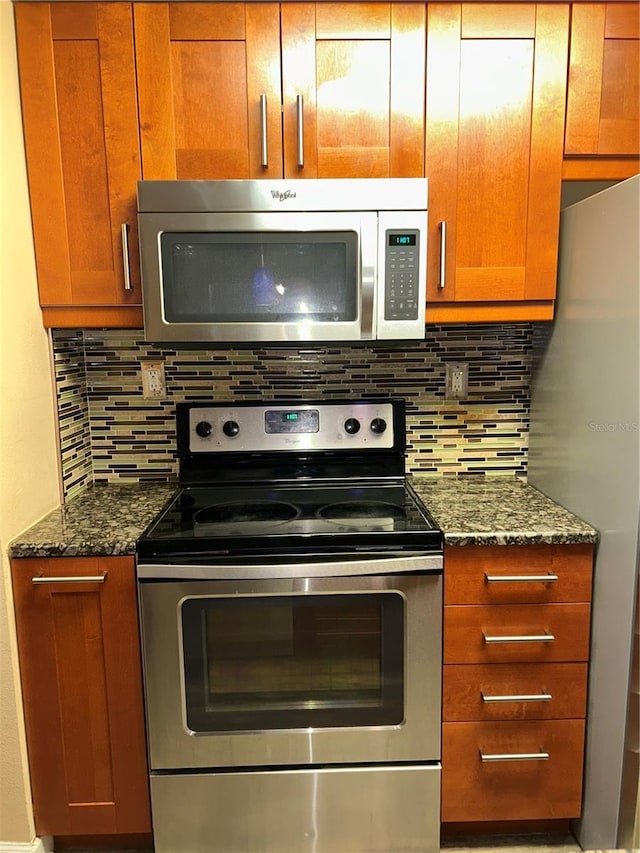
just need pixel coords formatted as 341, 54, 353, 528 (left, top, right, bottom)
483, 631, 555, 644
260, 94, 268, 167
481, 690, 552, 703
296, 94, 304, 168
438, 221, 446, 289
32, 573, 108, 585
485, 573, 559, 583
480, 750, 550, 763
121, 223, 133, 292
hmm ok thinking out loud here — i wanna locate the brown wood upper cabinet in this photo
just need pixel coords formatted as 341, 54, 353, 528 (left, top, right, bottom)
135, 2, 426, 180
425, 4, 570, 323
565, 3, 639, 158
15, 3, 143, 329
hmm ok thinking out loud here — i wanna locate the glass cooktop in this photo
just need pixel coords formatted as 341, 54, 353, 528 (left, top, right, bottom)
137, 482, 442, 561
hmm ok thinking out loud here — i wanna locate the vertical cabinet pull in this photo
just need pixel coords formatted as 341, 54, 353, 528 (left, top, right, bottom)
480, 750, 550, 762
485, 573, 559, 583
32, 573, 108, 584
259, 94, 268, 167
438, 221, 446, 289
296, 94, 304, 168
121, 223, 133, 291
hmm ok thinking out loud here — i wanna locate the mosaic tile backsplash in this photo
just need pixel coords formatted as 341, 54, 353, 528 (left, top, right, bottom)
52, 326, 534, 499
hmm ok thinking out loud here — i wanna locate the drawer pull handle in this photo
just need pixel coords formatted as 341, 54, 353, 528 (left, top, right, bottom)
480, 750, 550, 762
482, 690, 552, 703
485, 573, 559, 583
32, 573, 107, 585
483, 632, 555, 644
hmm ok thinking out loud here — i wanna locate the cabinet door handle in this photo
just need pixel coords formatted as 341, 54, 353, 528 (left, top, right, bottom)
121, 223, 133, 291
480, 750, 550, 762
296, 94, 304, 168
438, 221, 446, 289
260, 94, 268, 167
483, 632, 555, 643
481, 690, 552, 703
485, 573, 559, 583
32, 573, 107, 584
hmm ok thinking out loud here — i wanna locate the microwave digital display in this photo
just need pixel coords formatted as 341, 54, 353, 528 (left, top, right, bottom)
388, 234, 416, 247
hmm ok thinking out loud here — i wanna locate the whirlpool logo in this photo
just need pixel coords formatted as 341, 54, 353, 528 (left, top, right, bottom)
271, 189, 297, 202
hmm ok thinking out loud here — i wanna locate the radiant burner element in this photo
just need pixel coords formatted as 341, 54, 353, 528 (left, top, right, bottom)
194, 501, 299, 525
318, 500, 405, 521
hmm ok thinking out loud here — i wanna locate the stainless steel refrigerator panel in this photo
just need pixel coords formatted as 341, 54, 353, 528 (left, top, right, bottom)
528, 175, 640, 849
150, 763, 441, 853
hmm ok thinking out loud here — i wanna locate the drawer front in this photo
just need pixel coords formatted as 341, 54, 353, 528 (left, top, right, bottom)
442, 719, 585, 821
443, 662, 588, 721
444, 544, 593, 605
444, 603, 591, 664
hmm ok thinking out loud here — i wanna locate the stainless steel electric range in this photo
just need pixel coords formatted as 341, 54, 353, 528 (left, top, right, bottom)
136, 399, 443, 853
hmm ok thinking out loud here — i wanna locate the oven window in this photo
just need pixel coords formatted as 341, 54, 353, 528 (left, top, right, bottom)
181, 593, 404, 732
160, 232, 359, 324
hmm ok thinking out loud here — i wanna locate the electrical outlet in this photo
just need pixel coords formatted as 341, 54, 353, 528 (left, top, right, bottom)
445, 362, 469, 399
141, 361, 166, 398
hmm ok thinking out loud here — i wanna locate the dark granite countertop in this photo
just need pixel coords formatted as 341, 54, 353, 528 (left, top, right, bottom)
411, 477, 598, 546
8, 483, 178, 558
9, 477, 597, 559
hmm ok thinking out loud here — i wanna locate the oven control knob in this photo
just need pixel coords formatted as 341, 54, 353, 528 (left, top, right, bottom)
195, 420, 213, 438
344, 418, 361, 435
222, 420, 240, 438
370, 417, 387, 435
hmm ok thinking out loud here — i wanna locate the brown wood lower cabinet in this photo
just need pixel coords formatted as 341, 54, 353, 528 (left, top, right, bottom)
10, 556, 151, 836
442, 719, 586, 821
442, 543, 594, 825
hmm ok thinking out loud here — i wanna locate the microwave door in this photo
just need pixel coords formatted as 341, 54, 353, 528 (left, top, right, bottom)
139, 212, 376, 344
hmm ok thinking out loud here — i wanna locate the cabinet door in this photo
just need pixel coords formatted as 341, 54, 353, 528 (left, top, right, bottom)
281, 3, 426, 177
565, 3, 639, 157
425, 4, 569, 321
11, 557, 151, 836
135, 3, 283, 179
15, 4, 142, 327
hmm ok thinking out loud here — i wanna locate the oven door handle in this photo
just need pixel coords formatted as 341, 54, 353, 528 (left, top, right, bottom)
137, 552, 443, 580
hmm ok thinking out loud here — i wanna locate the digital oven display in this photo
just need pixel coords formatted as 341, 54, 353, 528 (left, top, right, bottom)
265, 409, 320, 434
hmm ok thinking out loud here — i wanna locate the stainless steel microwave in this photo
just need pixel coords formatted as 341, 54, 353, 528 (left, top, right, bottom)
137, 178, 428, 345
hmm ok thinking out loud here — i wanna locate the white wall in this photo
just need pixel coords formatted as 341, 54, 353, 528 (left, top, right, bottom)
0, 0, 61, 844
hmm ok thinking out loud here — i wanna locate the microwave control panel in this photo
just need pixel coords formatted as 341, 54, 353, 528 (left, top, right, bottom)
384, 231, 420, 321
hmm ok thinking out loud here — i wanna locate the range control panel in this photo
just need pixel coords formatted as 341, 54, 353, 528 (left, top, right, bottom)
188, 402, 395, 453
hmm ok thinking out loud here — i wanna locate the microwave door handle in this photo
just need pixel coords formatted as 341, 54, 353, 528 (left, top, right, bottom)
260, 94, 268, 167
296, 94, 304, 168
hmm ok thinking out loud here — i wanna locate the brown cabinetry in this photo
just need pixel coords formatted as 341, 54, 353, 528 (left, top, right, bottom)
14, 3, 143, 329
135, 2, 426, 181
425, 4, 570, 323
442, 543, 593, 823
10, 556, 151, 837
564, 2, 640, 179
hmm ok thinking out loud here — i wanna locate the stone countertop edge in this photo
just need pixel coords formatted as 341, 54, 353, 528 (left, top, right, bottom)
8, 477, 598, 559
410, 476, 598, 547
8, 482, 179, 559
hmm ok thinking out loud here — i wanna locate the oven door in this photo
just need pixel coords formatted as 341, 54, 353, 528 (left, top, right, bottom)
138, 565, 441, 770
138, 211, 377, 343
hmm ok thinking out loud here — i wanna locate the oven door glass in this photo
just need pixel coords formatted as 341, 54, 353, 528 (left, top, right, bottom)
181, 592, 404, 732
